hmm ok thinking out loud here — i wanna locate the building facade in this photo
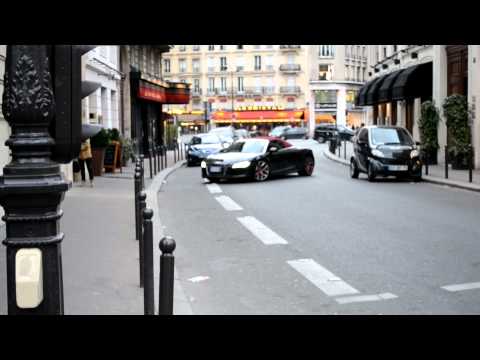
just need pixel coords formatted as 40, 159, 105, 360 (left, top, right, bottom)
162, 45, 310, 131
84, 46, 123, 130
357, 45, 479, 169
307, 45, 371, 136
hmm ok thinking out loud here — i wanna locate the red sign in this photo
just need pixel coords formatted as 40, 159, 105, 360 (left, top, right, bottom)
212, 110, 304, 121
138, 85, 166, 103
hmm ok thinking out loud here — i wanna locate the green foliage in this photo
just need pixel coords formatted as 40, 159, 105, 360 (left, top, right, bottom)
418, 101, 440, 152
120, 136, 135, 163
90, 128, 110, 148
108, 128, 120, 142
442, 94, 471, 156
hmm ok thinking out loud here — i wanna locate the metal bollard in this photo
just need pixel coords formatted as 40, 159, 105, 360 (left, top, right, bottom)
157, 146, 161, 171
425, 159, 429, 176
159, 236, 176, 315
174, 141, 177, 163
134, 170, 141, 242
160, 146, 164, 170
138, 191, 147, 288
142, 208, 155, 315
469, 145, 473, 183
153, 147, 157, 175
139, 155, 145, 189
343, 140, 346, 160
149, 150, 153, 179
164, 145, 168, 168
445, 146, 449, 179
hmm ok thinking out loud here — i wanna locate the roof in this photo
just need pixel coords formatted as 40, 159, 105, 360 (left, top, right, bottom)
251, 136, 293, 148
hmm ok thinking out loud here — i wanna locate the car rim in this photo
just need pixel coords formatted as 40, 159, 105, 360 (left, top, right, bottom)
350, 162, 355, 176
255, 161, 269, 181
305, 158, 314, 175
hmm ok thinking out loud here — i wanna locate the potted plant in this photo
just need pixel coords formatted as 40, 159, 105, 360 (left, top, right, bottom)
418, 100, 440, 165
90, 128, 110, 176
120, 136, 135, 167
442, 94, 471, 169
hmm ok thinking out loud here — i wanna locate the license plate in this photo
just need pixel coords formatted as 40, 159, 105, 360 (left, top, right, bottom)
388, 165, 408, 171
209, 166, 222, 173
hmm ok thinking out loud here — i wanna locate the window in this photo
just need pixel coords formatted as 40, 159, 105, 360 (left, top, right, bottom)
383, 46, 387, 59
254, 55, 261, 70
393, 45, 398, 52
345, 45, 349, 57
208, 77, 215, 91
363, 46, 366, 58
357, 67, 360, 82
357, 46, 360, 59
319, 45, 335, 57
237, 77, 244, 91
236, 56, 244, 71
266, 45, 273, 49
265, 77, 274, 94
358, 129, 368, 143
254, 45, 261, 49
237, 45, 243, 50
193, 45, 200, 51
221, 77, 227, 92
219, 45, 225, 50
287, 54, 294, 64
362, 67, 366, 82
220, 57, 227, 71
254, 77, 261, 92
319, 64, 330, 80
207, 57, 215, 72
265, 55, 273, 71
179, 59, 186, 73
345, 65, 349, 80
164, 59, 170, 73
194, 79, 200, 92
287, 77, 295, 87
192, 59, 200, 73
179, 45, 186, 52
208, 45, 215, 51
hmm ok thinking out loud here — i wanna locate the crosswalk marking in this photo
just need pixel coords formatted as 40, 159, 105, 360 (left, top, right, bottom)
206, 183, 222, 194
287, 258, 359, 297
215, 195, 243, 211
441, 282, 480, 292
237, 216, 288, 245
335, 293, 398, 304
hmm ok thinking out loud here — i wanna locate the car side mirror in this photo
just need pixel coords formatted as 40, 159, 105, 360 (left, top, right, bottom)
416, 141, 421, 146
269, 147, 278, 153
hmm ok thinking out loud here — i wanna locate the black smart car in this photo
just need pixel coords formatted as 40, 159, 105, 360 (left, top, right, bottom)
350, 126, 422, 182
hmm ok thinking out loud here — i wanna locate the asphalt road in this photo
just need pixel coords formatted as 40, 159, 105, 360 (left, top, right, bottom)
157, 140, 480, 314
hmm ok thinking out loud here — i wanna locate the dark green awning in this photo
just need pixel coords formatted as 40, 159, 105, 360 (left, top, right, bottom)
378, 70, 404, 103
392, 62, 432, 101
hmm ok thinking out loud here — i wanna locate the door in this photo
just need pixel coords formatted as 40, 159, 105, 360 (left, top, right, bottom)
405, 99, 414, 135
267, 140, 288, 173
355, 128, 369, 171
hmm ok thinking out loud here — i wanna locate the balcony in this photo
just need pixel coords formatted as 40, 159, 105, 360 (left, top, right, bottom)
206, 89, 217, 96
280, 86, 302, 95
192, 89, 202, 97
279, 64, 301, 73
263, 86, 275, 95
280, 45, 301, 52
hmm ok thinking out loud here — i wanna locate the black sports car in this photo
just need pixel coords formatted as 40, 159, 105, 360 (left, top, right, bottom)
186, 133, 227, 166
201, 136, 315, 182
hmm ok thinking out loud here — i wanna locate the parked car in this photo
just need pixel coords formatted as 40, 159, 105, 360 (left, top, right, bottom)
270, 126, 308, 140
234, 129, 249, 140
201, 137, 315, 182
186, 133, 226, 166
209, 126, 236, 141
349, 126, 422, 182
314, 124, 354, 143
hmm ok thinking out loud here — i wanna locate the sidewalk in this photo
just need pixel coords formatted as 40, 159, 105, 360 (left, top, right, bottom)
0, 149, 191, 315
323, 141, 480, 192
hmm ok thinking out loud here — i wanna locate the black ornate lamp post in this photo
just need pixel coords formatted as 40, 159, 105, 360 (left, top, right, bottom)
0, 45, 69, 314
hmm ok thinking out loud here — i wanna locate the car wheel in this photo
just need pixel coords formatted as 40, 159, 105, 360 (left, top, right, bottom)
367, 163, 376, 182
207, 177, 218, 183
350, 159, 359, 179
318, 136, 325, 143
253, 160, 270, 182
299, 156, 315, 176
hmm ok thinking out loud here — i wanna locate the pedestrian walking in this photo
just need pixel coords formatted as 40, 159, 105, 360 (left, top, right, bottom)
78, 139, 94, 187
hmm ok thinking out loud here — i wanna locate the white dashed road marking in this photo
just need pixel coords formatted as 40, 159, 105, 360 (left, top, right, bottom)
237, 216, 288, 245
215, 195, 243, 211
335, 293, 398, 304
441, 282, 480, 292
287, 258, 360, 297
206, 183, 222, 194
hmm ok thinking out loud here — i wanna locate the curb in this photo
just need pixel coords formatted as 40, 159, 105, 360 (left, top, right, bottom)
145, 160, 195, 315
323, 149, 480, 192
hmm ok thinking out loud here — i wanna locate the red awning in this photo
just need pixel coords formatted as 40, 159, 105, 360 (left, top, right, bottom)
212, 110, 304, 121
138, 80, 190, 104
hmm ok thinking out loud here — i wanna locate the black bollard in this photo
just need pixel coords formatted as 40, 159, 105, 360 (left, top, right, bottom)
139, 155, 145, 189
343, 140, 347, 160
157, 146, 161, 171
160, 146, 164, 170
469, 145, 473, 183
445, 146, 449, 179
174, 141, 177, 163
159, 236, 176, 315
164, 145, 168, 168
149, 150, 153, 179
142, 208, 155, 315
153, 147, 157, 175
138, 191, 147, 288
134, 170, 141, 242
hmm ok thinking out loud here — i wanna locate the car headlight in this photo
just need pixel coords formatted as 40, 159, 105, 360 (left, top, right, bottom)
410, 150, 420, 158
371, 149, 385, 158
201, 161, 207, 169
232, 161, 251, 169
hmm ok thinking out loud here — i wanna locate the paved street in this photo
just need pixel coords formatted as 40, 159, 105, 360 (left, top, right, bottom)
157, 140, 480, 314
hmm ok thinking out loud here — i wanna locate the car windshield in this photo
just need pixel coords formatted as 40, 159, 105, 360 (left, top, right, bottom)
226, 140, 268, 154
191, 135, 219, 145
370, 128, 414, 146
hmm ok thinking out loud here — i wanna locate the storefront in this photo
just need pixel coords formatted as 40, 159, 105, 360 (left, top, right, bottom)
130, 71, 190, 154
211, 108, 305, 131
